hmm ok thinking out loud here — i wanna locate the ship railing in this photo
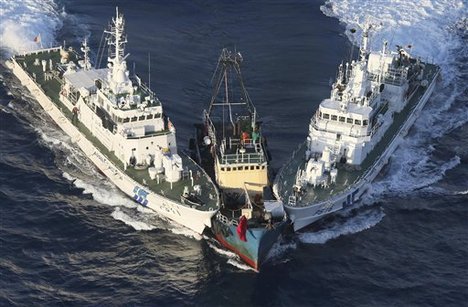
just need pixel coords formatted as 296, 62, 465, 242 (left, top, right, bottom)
228, 137, 262, 151
18, 54, 220, 211
184, 153, 221, 207
219, 136, 266, 164
55, 63, 66, 74
311, 122, 370, 139
273, 142, 306, 203
384, 67, 408, 86
220, 151, 265, 165
20, 46, 61, 57
243, 184, 253, 209
368, 71, 405, 86
368, 73, 379, 82
284, 67, 440, 208
65, 91, 79, 104
216, 212, 239, 226
132, 74, 158, 100
181, 195, 202, 207
203, 110, 218, 145
11, 55, 217, 211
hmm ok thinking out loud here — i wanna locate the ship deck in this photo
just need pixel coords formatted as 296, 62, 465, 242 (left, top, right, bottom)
276, 63, 439, 206
13, 49, 219, 212
211, 116, 267, 165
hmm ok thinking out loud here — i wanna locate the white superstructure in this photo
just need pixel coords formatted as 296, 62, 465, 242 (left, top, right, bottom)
61, 8, 178, 171
274, 24, 440, 231
6, 8, 220, 234
300, 24, 425, 188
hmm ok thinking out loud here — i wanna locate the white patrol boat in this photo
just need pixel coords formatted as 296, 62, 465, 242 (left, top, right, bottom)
274, 24, 440, 231
5, 8, 220, 234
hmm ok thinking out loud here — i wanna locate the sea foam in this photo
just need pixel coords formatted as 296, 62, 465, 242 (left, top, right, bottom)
111, 207, 158, 231
321, 0, 465, 64
321, 0, 467, 198
0, 0, 64, 56
205, 239, 256, 272
299, 208, 385, 244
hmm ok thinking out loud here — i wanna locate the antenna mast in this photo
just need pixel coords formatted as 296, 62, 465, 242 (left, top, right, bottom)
148, 52, 151, 89
105, 7, 133, 95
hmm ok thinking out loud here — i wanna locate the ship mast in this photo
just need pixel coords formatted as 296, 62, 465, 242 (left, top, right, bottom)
208, 49, 256, 125
105, 7, 133, 95
80, 38, 92, 71
360, 23, 372, 61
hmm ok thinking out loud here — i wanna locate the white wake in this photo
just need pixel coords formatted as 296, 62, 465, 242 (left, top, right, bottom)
299, 208, 385, 244
321, 0, 467, 198
0, 0, 64, 56
299, 0, 467, 243
205, 239, 256, 272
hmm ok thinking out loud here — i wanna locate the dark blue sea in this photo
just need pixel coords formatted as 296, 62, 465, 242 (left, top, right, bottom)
1, 0, 467, 305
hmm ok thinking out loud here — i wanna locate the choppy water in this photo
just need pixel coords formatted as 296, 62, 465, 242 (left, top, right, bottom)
1, 0, 467, 305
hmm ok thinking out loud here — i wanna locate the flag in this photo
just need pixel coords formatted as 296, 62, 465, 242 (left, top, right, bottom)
33, 34, 41, 43
236, 215, 248, 242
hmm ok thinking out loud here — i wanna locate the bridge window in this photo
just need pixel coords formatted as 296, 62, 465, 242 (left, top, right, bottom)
123, 117, 130, 123
355, 119, 361, 125
346, 118, 353, 124
139, 115, 146, 121
323, 113, 330, 119
226, 167, 231, 171
131, 116, 138, 122
363, 120, 369, 126
147, 114, 154, 120
250, 166, 255, 170
331, 115, 337, 121
339, 116, 345, 122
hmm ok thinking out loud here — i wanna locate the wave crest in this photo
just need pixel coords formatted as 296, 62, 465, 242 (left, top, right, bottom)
321, 0, 467, 197
321, 0, 465, 64
0, 0, 63, 56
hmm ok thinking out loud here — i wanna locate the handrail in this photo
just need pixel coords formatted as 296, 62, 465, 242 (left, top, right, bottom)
11, 55, 221, 211
274, 69, 440, 207
216, 212, 239, 226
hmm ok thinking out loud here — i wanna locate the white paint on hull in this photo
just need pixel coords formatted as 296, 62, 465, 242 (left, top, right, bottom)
6, 55, 217, 234
275, 69, 440, 232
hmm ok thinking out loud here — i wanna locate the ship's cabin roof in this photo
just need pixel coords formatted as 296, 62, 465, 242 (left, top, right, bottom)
63, 68, 108, 91
320, 99, 372, 118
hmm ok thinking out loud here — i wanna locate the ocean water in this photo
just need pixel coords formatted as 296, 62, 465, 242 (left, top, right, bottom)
1, 0, 467, 305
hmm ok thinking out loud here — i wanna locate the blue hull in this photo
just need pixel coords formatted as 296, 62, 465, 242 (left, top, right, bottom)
212, 218, 288, 270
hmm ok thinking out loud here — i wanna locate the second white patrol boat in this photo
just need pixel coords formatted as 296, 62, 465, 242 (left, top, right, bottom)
274, 24, 440, 231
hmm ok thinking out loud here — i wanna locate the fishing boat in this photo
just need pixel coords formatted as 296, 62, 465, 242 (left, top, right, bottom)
191, 49, 288, 270
274, 24, 440, 231
5, 8, 220, 234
